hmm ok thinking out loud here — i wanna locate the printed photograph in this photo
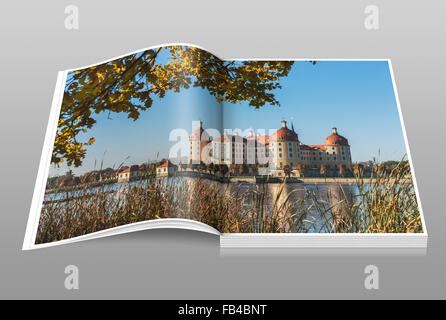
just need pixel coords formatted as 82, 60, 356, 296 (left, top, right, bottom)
36, 45, 423, 245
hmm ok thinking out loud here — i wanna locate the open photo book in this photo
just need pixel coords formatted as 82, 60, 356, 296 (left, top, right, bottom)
23, 44, 427, 250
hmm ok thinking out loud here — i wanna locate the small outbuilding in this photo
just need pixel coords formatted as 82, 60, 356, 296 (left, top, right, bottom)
117, 165, 139, 183
156, 161, 177, 177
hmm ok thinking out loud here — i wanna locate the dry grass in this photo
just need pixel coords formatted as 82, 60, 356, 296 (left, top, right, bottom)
36, 160, 422, 244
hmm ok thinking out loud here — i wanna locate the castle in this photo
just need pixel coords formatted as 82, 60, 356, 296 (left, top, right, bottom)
189, 120, 352, 177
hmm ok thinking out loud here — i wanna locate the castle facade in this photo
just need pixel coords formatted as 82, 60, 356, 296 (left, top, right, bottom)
189, 120, 352, 176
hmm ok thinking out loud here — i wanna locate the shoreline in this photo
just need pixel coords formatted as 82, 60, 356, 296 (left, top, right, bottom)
44, 172, 411, 195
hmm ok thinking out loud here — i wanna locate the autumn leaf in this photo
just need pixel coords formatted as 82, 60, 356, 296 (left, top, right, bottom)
53, 46, 298, 167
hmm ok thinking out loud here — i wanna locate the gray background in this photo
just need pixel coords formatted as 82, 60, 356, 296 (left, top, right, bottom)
0, 0, 445, 299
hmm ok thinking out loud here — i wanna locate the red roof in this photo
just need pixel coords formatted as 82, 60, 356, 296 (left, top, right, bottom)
270, 128, 298, 142
300, 144, 325, 151
119, 165, 139, 174
189, 122, 349, 151
212, 134, 247, 143
308, 145, 326, 151
157, 160, 176, 168
245, 135, 269, 148
324, 134, 349, 146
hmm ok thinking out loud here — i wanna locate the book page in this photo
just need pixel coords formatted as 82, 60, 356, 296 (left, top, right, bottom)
219, 59, 425, 235
27, 45, 225, 248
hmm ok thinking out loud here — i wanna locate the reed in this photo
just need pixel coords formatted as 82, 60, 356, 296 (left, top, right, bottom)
36, 160, 422, 244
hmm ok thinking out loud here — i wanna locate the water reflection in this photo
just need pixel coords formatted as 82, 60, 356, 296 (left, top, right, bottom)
224, 181, 357, 233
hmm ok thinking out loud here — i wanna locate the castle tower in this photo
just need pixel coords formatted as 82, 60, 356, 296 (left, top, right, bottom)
189, 120, 210, 164
270, 120, 300, 172
324, 127, 352, 169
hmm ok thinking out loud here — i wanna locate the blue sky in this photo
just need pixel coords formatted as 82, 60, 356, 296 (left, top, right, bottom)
50, 60, 406, 176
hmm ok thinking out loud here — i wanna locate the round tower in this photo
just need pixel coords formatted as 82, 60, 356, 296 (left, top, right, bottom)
270, 120, 300, 171
324, 127, 351, 169
189, 121, 210, 164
